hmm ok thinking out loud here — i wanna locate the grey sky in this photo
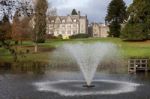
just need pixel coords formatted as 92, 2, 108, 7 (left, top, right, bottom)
49, 0, 133, 23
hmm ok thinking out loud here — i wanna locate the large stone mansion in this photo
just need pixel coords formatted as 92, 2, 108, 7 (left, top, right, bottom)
30, 11, 109, 38
89, 23, 109, 38
46, 11, 88, 37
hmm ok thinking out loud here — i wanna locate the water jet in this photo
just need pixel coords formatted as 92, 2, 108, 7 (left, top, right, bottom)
33, 43, 141, 97
63, 43, 118, 86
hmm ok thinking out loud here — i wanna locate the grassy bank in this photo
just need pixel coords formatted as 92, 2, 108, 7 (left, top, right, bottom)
0, 37, 150, 63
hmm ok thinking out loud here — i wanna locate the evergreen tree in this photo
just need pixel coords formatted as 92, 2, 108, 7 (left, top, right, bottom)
0, 15, 11, 42
34, 0, 48, 43
121, 0, 150, 40
0, 15, 18, 61
105, 0, 127, 37
71, 9, 78, 15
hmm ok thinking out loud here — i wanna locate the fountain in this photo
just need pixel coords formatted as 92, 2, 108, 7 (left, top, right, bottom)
63, 43, 118, 87
33, 43, 141, 96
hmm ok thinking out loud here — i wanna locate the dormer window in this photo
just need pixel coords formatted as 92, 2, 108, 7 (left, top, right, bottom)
62, 19, 65, 23
73, 19, 77, 22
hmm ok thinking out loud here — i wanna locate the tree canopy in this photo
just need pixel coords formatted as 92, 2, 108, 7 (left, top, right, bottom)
0, 0, 33, 20
12, 11, 32, 43
0, 0, 34, 61
0, 15, 12, 42
71, 9, 78, 15
34, 0, 48, 43
105, 0, 127, 37
121, 0, 150, 40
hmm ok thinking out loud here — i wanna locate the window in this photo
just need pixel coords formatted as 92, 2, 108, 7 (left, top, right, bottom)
59, 31, 62, 34
67, 30, 71, 34
49, 30, 54, 34
62, 24, 65, 28
81, 30, 84, 33
67, 24, 71, 28
73, 19, 77, 22
49, 25, 53, 28
73, 24, 76, 28
81, 25, 84, 28
62, 30, 65, 34
51, 20, 54, 23
73, 30, 77, 34
94, 34, 98, 36
54, 24, 59, 28
57, 30, 59, 34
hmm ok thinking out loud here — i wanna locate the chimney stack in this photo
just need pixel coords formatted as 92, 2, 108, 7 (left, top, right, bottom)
78, 11, 80, 16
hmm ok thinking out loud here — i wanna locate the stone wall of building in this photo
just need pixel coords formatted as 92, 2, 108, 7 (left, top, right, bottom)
46, 12, 88, 37
90, 23, 109, 38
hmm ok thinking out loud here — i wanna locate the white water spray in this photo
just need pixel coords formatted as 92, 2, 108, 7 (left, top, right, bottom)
63, 43, 118, 86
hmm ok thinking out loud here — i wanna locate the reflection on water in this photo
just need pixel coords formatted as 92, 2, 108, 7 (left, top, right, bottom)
0, 63, 79, 75
0, 64, 150, 99
0, 63, 150, 79
0, 64, 46, 74
0, 63, 150, 80
0, 63, 126, 75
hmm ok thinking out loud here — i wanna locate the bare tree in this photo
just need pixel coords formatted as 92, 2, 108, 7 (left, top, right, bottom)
0, 0, 34, 20
0, 0, 34, 62
12, 10, 32, 45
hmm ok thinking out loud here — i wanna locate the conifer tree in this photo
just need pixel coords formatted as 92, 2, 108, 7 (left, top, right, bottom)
34, 0, 48, 43
71, 9, 78, 15
0, 15, 11, 42
105, 0, 127, 37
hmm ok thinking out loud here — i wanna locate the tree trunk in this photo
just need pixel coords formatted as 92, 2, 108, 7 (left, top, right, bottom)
13, 52, 18, 62
20, 40, 23, 45
20, 40, 23, 49
34, 43, 38, 53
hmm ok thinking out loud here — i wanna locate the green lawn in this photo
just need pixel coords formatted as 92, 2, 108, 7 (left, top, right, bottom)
0, 37, 150, 62
43, 38, 150, 58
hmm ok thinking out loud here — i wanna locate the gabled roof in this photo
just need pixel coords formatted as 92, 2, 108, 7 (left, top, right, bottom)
47, 14, 86, 24
66, 15, 72, 22
55, 16, 61, 23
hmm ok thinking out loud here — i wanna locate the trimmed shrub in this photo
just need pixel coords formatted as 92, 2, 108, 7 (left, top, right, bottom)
70, 34, 90, 39
46, 34, 63, 40
45, 34, 54, 39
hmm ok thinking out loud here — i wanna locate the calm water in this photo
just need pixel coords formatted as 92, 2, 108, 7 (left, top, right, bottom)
0, 65, 150, 99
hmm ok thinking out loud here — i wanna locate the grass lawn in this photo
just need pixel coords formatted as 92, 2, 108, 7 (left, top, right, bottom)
0, 37, 150, 63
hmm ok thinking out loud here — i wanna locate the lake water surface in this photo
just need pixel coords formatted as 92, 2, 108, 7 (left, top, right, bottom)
0, 65, 150, 99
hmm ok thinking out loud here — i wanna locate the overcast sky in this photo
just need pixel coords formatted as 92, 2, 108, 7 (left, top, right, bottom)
49, 0, 133, 23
